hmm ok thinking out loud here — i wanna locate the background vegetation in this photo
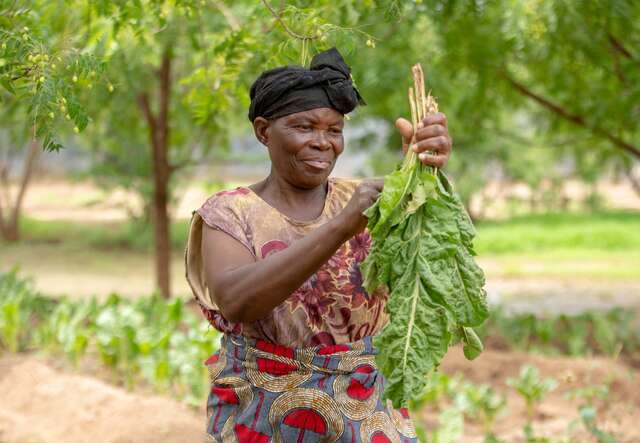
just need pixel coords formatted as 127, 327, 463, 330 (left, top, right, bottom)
1, 1, 639, 441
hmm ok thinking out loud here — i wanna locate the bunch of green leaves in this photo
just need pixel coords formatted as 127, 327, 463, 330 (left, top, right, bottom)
362, 139, 488, 407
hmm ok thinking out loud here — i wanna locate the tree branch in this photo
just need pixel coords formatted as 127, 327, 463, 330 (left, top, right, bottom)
11, 65, 35, 81
211, 1, 240, 31
261, 0, 314, 40
608, 33, 633, 59
607, 33, 632, 84
137, 92, 157, 145
501, 71, 640, 159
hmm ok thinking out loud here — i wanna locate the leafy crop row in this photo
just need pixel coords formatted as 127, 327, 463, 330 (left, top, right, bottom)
413, 365, 620, 443
0, 269, 218, 405
478, 307, 640, 362
2, 269, 638, 420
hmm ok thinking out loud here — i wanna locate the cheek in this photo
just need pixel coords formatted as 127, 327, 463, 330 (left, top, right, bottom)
282, 133, 309, 156
334, 137, 345, 157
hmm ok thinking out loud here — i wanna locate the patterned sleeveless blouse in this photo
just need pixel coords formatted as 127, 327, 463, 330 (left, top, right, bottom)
185, 177, 389, 348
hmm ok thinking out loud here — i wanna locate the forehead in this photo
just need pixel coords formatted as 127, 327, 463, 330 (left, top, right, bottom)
279, 107, 344, 125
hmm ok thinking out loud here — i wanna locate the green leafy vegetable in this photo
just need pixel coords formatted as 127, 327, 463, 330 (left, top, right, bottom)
361, 64, 489, 408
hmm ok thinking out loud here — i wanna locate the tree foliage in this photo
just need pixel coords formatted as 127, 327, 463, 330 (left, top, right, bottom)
1, 0, 638, 292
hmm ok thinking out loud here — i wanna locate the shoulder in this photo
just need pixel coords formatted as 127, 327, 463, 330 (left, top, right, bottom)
199, 186, 252, 212
195, 186, 255, 253
197, 186, 253, 228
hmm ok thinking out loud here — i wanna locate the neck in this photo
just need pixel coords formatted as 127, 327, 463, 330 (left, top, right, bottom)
253, 172, 328, 221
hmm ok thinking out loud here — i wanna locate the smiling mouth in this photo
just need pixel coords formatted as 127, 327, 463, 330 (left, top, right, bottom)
302, 160, 332, 170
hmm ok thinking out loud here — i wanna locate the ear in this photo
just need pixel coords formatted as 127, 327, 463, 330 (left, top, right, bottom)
253, 117, 271, 147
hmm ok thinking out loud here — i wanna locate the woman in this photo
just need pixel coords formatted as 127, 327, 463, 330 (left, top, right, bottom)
186, 47, 452, 442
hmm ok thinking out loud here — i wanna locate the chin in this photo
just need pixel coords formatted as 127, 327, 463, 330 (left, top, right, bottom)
294, 169, 333, 189
296, 175, 328, 189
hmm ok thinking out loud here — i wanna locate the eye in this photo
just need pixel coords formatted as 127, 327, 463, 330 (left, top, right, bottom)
330, 127, 343, 135
295, 124, 312, 131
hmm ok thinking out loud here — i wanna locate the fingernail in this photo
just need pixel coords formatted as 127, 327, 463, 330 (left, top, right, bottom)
412, 144, 418, 152
419, 153, 426, 160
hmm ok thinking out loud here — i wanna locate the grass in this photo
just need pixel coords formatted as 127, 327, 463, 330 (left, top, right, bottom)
15, 209, 640, 255
473, 210, 640, 281
0, 241, 191, 299
15, 217, 191, 251
474, 210, 640, 255
2, 210, 638, 295
478, 250, 640, 280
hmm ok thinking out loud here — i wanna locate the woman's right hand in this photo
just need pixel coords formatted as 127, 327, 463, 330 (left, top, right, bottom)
339, 179, 384, 237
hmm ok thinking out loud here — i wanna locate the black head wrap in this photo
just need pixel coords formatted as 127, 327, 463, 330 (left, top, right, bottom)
248, 47, 366, 121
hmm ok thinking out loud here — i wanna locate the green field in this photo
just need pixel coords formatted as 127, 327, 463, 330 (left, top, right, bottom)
474, 210, 640, 255
2, 210, 639, 299
474, 210, 640, 280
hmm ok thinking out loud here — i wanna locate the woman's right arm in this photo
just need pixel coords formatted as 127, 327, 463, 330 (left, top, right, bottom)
201, 179, 383, 324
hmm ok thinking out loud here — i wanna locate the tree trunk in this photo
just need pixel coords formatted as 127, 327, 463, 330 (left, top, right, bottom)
0, 138, 39, 242
627, 169, 640, 198
137, 47, 173, 299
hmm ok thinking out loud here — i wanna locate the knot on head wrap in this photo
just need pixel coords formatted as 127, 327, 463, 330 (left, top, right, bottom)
248, 47, 366, 121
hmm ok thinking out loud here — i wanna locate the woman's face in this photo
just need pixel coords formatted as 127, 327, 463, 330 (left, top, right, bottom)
254, 107, 345, 189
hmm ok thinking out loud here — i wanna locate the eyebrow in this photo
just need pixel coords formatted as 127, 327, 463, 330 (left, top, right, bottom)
286, 115, 344, 126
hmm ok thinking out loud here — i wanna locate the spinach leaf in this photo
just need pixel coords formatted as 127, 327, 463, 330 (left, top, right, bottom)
362, 132, 489, 409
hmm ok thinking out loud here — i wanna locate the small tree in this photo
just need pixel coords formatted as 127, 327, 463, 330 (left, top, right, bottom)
0, 0, 106, 241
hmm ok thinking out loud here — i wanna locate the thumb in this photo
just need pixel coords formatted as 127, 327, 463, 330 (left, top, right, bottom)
395, 118, 414, 152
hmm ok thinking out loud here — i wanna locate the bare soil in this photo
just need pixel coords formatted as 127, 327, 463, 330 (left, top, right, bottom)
0, 353, 205, 443
0, 349, 637, 443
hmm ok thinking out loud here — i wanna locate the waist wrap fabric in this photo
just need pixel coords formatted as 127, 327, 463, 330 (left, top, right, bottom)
204, 333, 418, 442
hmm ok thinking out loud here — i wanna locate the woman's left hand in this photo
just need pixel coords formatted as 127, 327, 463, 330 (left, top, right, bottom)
395, 113, 452, 168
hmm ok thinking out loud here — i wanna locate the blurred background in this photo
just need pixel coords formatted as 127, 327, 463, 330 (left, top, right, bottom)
0, 1, 639, 442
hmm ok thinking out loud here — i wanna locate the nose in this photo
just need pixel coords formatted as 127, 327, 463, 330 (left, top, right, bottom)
310, 130, 332, 151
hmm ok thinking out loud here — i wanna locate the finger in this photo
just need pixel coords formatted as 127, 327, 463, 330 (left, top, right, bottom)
422, 112, 447, 128
414, 124, 447, 142
411, 135, 452, 155
369, 178, 384, 191
395, 117, 413, 140
418, 152, 448, 168
360, 178, 384, 192
395, 117, 413, 153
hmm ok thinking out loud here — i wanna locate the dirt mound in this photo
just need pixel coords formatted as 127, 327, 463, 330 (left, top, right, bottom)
0, 354, 204, 443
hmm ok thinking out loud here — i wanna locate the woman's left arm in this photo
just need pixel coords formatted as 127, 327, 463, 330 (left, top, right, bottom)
395, 112, 453, 167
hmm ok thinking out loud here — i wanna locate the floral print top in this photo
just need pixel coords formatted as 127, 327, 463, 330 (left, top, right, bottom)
185, 177, 389, 348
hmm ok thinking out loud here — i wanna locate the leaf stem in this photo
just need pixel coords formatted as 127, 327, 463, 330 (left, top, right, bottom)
401, 274, 422, 375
